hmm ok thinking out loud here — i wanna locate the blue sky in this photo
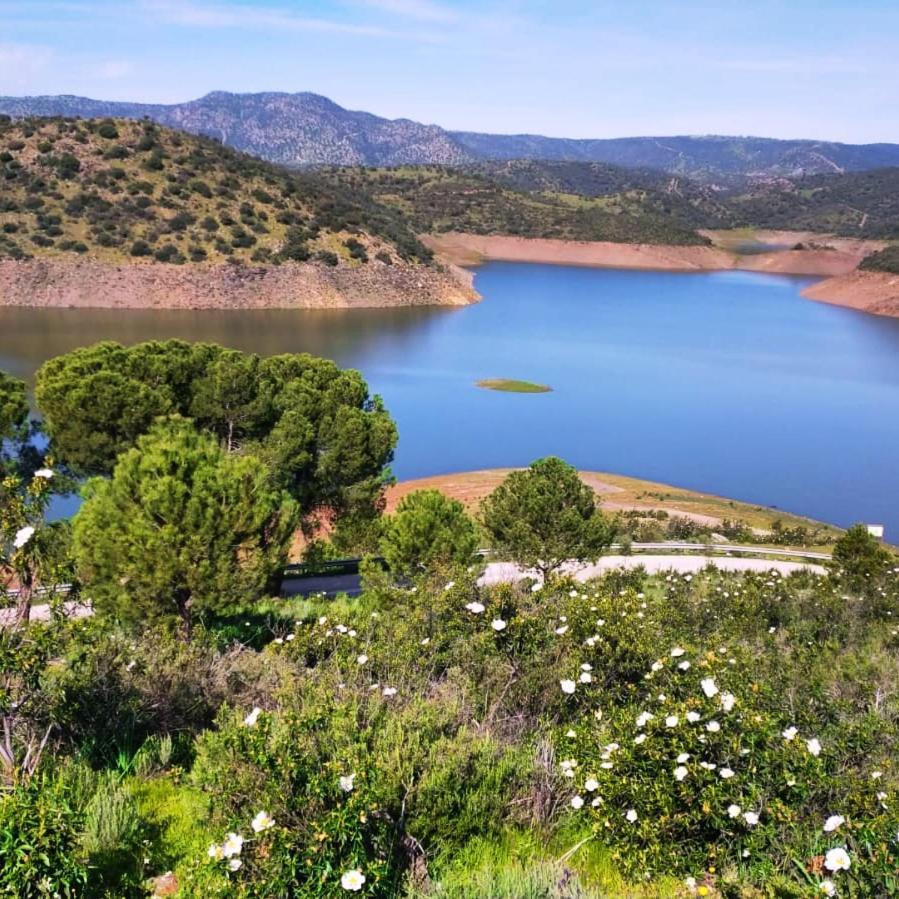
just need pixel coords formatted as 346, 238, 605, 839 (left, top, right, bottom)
2, 0, 898, 142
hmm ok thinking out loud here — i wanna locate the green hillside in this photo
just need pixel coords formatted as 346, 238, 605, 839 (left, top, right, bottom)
859, 244, 899, 273
0, 117, 433, 266
322, 165, 713, 246
726, 167, 899, 238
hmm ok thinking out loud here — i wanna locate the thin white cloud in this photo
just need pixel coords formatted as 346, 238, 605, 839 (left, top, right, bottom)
348, 0, 458, 24
92, 59, 133, 79
0, 42, 54, 89
141, 0, 426, 39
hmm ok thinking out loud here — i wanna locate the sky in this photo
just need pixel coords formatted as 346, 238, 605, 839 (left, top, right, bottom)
2, 0, 898, 143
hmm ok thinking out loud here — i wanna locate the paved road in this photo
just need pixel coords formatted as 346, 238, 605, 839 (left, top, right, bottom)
4, 547, 828, 621
283, 553, 825, 598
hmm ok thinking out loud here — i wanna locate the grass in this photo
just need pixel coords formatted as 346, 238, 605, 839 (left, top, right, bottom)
476, 378, 552, 394
384, 468, 843, 541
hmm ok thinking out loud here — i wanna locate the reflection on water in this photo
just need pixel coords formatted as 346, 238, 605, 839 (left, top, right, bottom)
3, 263, 899, 537
0, 305, 457, 384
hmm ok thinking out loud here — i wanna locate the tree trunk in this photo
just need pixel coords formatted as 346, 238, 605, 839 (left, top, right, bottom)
176, 591, 193, 642
12, 570, 33, 629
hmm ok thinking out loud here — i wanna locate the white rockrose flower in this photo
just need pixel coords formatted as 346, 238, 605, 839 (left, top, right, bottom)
700, 678, 719, 698
823, 815, 845, 833
341, 869, 366, 891
560, 679, 577, 695
823, 847, 850, 872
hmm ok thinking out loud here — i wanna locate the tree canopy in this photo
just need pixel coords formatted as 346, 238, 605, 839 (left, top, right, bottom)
72, 417, 299, 639
0, 370, 28, 444
36, 340, 397, 539
379, 489, 479, 576
480, 457, 613, 581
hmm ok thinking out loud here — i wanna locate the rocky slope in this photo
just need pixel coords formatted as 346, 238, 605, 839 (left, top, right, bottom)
4, 91, 899, 181
0, 116, 474, 308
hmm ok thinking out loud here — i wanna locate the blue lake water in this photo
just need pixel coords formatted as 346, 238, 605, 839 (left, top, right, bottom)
2, 262, 899, 535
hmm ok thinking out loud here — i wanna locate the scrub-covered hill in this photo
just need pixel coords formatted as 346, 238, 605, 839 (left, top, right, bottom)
0, 117, 475, 309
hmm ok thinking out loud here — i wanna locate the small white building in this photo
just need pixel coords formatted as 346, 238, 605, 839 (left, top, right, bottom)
866, 524, 885, 540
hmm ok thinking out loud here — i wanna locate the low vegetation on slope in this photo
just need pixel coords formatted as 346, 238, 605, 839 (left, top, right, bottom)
859, 244, 899, 273
3, 350, 899, 897
0, 116, 433, 266
725, 167, 899, 239
322, 165, 713, 246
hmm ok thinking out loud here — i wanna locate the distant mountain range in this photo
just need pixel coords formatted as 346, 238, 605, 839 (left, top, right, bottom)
3, 91, 899, 183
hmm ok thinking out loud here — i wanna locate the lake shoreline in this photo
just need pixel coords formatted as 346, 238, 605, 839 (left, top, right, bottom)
424, 231, 899, 319
0, 257, 478, 310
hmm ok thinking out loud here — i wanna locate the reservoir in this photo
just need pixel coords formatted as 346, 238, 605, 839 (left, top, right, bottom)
2, 262, 899, 536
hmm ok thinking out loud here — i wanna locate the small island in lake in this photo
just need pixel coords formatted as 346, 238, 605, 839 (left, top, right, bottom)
476, 378, 552, 393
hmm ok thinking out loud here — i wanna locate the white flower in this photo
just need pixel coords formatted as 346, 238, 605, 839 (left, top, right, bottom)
871, 770, 883, 779
651, 661, 663, 672
634, 733, 647, 744
727, 804, 741, 818
700, 678, 719, 698
13, 526, 34, 550
719, 692, 736, 712
341, 869, 366, 891
207, 843, 224, 860
665, 715, 679, 728
674, 766, 688, 781
636, 711, 654, 728
555, 625, 569, 635
823, 815, 845, 833
560, 679, 577, 695
580, 663, 592, 672
743, 811, 759, 826
570, 795, 584, 809
677, 753, 691, 763
565, 729, 576, 738
600, 761, 614, 770
222, 833, 244, 858
382, 686, 397, 697
579, 672, 592, 684
819, 880, 836, 897
34, 468, 54, 479
444, 581, 455, 590
228, 858, 242, 871
807, 738, 822, 757
625, 809, 638, 823
465, 601, 485, 614
243, 707, 262, 727
584, 777, 599, 792
706, 721, 721, 733
719, 767, 735, 779
685, 876, 697, 892
356, 654, 368, 665
339, 774, 356, 793
677, 661, 691, 671
686, 711, 701, 723
251, 811, 275, 833
274, 637, 284, 645
782, 726, 798, 741
670, 647, 686, 657
824, 848, 850, 872
491, 619, 507, 631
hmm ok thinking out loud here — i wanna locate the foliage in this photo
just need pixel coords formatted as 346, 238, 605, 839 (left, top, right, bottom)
481, 457, 614, 580
35, 340, 398, 539
72, 417, 298, 639
829, 523, 894, 595
0, 116, 434, 266
860, 244, 899, 273
379, 490, 479, 576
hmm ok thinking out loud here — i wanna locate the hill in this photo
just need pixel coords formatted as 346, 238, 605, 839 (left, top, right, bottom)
320, 165, 712, 246
0, 115, 435, 266
0, 117, 477, 310
726, 167, 899, 239
3, 91, 899, 182
0, 92, 475, 168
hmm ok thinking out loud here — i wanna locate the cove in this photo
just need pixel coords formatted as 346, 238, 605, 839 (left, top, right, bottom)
2, 262, 899, 538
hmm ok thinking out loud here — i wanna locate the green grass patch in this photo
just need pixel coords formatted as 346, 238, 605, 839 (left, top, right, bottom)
476, 378, 552, 394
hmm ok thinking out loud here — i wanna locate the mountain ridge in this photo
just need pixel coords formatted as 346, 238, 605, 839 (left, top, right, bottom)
4, 91, 899, 181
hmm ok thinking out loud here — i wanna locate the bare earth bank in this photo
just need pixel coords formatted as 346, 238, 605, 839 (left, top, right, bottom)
802, 271, 899, 319
0, 258, 477, 310
423, 231, 899, 319
423, 231, 880, 277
